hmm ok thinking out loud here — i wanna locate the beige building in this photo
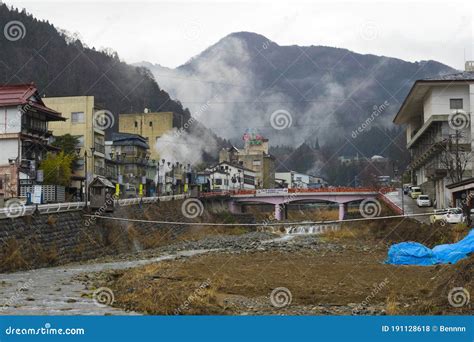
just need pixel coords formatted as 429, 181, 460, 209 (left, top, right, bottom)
43, 96, 106, 191
118, 111, 181, 160
219, 133, 275, 188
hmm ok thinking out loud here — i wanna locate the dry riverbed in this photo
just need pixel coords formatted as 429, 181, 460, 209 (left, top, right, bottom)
83, 219, 473, 316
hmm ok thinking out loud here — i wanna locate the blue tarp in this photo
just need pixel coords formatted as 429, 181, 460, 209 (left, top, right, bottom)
386, 229, 474, 265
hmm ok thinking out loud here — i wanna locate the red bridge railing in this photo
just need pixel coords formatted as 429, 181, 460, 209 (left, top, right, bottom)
199, 187, 395, 198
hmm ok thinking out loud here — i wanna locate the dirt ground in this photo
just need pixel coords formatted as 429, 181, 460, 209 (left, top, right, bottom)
92, 218, 473, 315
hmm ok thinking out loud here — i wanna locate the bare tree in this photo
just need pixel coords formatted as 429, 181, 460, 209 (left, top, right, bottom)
439, 130, 471, 183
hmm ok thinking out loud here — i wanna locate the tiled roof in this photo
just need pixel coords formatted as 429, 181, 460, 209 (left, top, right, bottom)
0, 83, 37, 106
110, 132, 149, 149
421, 71, 474, 81
0, 83, 64, 119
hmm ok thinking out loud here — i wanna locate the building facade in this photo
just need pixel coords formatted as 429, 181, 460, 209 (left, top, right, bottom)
43, 96, 106, 193
206, 161, 256, 191
0, 84, 66, 198
275, 171, 328, 189
393, 62, 474, 208
118, 110, 182, 160
105, 132, 151, 197
219, 132, 275, 188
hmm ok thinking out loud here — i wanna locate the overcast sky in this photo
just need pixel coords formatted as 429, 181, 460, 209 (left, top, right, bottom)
4, 0, 474, 69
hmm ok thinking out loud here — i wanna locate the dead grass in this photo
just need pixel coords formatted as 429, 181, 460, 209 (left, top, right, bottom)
385, 292, 399, 315
0, 239, 29, 271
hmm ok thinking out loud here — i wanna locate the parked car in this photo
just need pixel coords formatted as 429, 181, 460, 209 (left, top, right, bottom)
416, 195, 431, 207
430, 208, 464, 224
410, 186, 422, 199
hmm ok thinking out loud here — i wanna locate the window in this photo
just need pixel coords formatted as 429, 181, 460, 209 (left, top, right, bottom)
252, 160, 261, 166
450, 99, 463, 110
134, 121, 138, 128
71, 112, 84, 123
149, 121, 153, 127
215, 179, 222, 185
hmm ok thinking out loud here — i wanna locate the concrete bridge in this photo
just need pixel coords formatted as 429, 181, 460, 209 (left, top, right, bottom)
201, 188, 392, 221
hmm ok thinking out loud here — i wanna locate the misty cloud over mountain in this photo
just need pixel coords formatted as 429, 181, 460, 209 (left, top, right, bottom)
137, 31, 456, 149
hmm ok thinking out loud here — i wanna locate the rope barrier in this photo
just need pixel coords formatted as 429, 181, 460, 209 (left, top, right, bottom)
83, 210, 440, 227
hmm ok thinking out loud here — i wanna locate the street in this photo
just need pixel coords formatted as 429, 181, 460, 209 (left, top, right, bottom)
384, 189, 433, 224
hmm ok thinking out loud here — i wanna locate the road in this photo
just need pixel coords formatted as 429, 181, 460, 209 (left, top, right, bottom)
384, 189, 433, 224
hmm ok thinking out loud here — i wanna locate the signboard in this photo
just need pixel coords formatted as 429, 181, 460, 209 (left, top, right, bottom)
256, 188, 288, 195
242, 129, 265, 146
32, 185, 42, 204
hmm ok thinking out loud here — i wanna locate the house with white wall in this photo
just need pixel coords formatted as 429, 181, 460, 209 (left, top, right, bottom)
275, 171, 328, 189
0, 84, 65, 198
206, 161, 256, 191
393, 61, 474, 208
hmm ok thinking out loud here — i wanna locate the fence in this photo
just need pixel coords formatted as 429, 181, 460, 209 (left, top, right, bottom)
0, 194, 188, 220
19, 185, 65, 203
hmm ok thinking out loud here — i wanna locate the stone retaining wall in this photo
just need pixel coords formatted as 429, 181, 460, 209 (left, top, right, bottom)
0, 199, 256, 273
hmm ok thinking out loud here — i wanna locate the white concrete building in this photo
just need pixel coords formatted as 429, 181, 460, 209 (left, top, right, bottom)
393, 62, 474, 208
275, 171, 328, 189
207, 161, 256, 191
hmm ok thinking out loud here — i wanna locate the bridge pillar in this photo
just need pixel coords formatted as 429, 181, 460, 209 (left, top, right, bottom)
338, 203, 346, 221
228, 201, 242, 214
274, 204, 283, 221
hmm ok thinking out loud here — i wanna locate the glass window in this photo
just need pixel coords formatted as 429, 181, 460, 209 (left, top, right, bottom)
71, 112, 84, 123
450, 99, 463, 110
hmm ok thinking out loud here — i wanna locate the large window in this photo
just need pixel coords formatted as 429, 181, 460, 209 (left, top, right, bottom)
71, 112, 85, 123
450, 99, 463, 110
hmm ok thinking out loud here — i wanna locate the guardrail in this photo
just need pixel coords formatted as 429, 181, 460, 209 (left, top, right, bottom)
378, 192, 403, 215
0, 194, 189, 220
200, 187, 395, 198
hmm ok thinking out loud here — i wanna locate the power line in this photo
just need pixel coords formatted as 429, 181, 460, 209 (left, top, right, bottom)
84, 211, 435, 227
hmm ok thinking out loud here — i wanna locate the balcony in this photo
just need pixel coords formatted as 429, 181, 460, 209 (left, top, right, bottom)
426, 167, 448, 180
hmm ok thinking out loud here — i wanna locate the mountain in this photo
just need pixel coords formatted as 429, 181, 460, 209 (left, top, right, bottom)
138, 31, 456, 172
0, 5, 192, 134
0, 4, 231, 164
